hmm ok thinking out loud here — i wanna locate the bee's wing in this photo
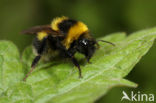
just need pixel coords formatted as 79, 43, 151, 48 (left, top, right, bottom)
21, 25, 64, 37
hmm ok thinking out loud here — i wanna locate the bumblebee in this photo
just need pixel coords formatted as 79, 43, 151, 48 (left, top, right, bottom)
22, 16, 114, 81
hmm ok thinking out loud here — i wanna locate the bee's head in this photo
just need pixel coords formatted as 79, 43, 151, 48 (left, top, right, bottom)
76, 37, 97, 62
76, 34, 115, 62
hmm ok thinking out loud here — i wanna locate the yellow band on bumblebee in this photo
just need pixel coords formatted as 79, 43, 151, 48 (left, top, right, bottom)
37, 31, 48, 40
63, 21, 88, 49
51, 16, 68, 31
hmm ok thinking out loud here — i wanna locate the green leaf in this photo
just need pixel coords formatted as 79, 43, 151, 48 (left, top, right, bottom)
0, 28, 156, 103
0, 83, 33, 103
0, 41, 24, 94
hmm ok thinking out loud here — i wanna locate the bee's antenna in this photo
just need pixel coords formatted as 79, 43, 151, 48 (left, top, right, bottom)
95, 41, 100, 49
97, 40, 115, 46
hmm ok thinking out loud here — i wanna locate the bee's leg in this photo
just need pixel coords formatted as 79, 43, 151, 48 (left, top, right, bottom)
23, 37, 47, 81
71, 57, 82, 78
23, 55, 41, 81
65, 47, 82, 78
86, 56, 92, 64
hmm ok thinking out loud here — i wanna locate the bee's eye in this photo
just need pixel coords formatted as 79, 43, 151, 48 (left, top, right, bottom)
81, 39, 88, 45
79, 39, 88, 46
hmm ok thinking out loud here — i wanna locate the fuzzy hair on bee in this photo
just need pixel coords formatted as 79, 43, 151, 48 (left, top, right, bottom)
22, 16, 115, 81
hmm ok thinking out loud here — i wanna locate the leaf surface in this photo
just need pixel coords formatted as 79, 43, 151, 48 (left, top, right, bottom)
0, 28, 156, 103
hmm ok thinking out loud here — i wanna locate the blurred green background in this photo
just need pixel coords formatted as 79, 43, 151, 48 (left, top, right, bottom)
0, 0, 155, 102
